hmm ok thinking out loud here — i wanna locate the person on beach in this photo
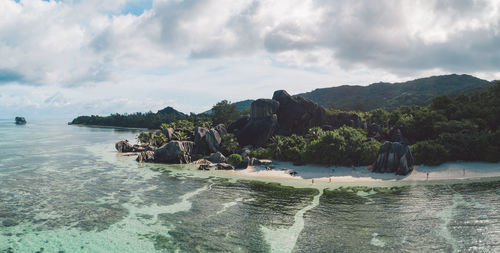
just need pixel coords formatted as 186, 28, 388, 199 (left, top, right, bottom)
312, 179, 314, 184
426, 172, 429, 180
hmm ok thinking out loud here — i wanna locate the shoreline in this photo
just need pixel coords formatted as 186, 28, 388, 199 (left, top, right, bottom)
223, 161, 500, 183
117, 149, 500, 188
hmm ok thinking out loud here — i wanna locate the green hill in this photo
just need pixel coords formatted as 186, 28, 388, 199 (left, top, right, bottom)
297, 74, 491, 111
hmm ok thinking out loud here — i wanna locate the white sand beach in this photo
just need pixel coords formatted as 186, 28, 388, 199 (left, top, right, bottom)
222, 161, 500, 184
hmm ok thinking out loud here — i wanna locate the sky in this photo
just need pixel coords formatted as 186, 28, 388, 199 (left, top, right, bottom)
1, 0, 500, 119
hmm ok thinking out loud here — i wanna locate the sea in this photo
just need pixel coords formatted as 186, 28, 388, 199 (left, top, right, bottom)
0, 119, 499, 252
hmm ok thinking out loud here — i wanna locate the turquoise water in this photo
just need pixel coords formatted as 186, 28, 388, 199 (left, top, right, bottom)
0, 119, 499, 252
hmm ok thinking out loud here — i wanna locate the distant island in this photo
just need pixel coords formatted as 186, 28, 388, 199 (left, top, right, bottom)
15, 117, 26, 125
71, 74, 500, 174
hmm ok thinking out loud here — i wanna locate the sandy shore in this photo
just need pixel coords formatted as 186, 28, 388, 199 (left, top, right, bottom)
222, 161, 500, 183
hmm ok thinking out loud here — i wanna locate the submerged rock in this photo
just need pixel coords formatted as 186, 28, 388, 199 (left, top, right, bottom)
372, 141, 414, 175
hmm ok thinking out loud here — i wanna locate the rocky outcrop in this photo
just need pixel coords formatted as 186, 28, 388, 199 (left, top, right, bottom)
162, 127, 175, 141
272, 90, 326, 135
228, 116, 250, 133
250, 99, 280, 118
216, 163, 234, 170
213, 124, 227, 137
231, 99, 279, 147
236, 115, 278, 147
116, 140, 134, 152
206, 129, 222, 153
194, 127, 209, 154
153, 141, 194, 164
372, 142, 414, 175
207, 152, 226, 163
115, 140, 155, 153
136, 151, 155, 162
15, 117, 26, 125
326, 112, 363, 129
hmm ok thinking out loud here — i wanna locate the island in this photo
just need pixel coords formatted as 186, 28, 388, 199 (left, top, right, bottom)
71, 75, 499, 180
15, 117, 26, 125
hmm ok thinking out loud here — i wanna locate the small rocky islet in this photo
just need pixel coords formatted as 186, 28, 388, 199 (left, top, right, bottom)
115, 89, 414, 175
15, 117, 26, 125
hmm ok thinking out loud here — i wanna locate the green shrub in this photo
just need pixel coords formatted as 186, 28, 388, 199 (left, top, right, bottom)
411, 140, 448, 165
227, 154, 243, 166
250, 148, 272, 159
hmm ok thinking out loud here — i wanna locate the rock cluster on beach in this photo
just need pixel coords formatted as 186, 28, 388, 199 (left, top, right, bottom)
372, 142, 414, 175
115, 89, 421, 176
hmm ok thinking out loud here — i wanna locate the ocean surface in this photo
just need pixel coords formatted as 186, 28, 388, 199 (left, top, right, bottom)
0, 119, 499, 252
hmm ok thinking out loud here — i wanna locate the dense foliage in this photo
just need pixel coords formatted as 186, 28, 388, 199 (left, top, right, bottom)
160, 120, 195, 131
364, 81, 500, 165
138, 131, 168, 146
298, 74, 490, 111
220, 133, 239, 155
302, 127, 381, 166
211, 100, 240, 127
71, 111, 188, 129
263, 127, 380, 166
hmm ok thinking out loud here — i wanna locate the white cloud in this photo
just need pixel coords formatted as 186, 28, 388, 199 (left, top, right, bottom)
0, 0, 499, 117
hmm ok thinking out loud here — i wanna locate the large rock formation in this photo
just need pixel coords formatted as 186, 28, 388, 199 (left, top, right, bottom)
231, 99, 279, 147
152, 141, 195, 164
250, 99, 279, 118
116, 140, 135, 152
372, 142, 414, 175
228, 116, 250, 133
272, 90, 326, 135
193, 127, 209, 154
162, 127, 175, 141
206, 124, 227, 153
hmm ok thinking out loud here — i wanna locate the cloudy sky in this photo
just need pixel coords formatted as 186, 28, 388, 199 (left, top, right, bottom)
1, 0, 499, 119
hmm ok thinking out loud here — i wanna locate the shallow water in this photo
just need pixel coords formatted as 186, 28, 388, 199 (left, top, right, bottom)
0, 120, 499, 252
